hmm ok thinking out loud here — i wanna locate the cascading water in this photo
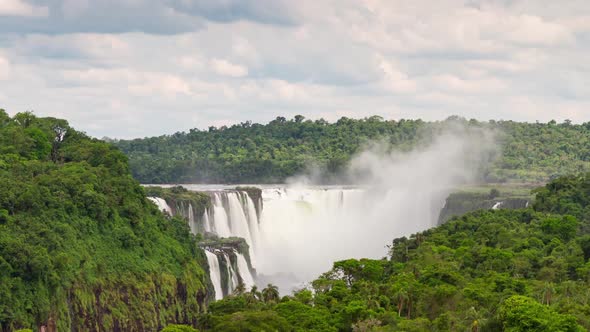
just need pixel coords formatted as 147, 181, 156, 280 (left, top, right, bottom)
147, 197, 172, 215
236, 252, 255, 290
226, 193, 256, 264
211, 193, 232, 237
242, 194, 261, 256
224, 253, 239, 295
202, 210, 211, 233
187, 203, 196, 235
149, 186, 449, 295
205, 251, 223, 300
492, 202, 503, 209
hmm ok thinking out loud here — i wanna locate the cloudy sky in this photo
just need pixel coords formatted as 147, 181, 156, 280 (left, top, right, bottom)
0, 0, 589, 138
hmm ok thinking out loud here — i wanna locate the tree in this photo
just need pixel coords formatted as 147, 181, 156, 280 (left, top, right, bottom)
262, 284, 279, 303
498, 295, 584, 332
233, 282, 246, 296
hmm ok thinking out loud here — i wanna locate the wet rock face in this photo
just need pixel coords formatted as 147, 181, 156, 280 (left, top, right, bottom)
438, 192, 531, 224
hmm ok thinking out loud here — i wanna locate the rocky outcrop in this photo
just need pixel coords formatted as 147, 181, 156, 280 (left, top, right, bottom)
438, 190, 532, 224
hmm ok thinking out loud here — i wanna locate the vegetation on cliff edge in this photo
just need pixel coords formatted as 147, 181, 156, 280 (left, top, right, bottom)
0, 110, 209, 331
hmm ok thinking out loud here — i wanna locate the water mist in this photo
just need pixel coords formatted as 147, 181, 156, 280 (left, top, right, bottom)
254, 125, 497, 291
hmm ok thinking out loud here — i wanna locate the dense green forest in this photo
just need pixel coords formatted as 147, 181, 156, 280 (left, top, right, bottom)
115, 116, 590, 184
195, 174, 590, 331
0, 110, 211, 331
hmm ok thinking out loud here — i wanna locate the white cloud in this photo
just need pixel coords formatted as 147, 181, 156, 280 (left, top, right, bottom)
0, 0, 589, 138
0, 55, 10, 80
210, 58, 248, 77
0, 0, 48, 17
377, 55, 417, 94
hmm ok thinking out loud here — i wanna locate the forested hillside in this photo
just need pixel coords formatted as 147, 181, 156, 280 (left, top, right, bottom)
115, 116, 590, 184
195, 174, 590, 331
0, 110, 210, 331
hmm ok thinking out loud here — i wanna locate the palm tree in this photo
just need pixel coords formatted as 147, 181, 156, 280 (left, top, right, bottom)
250, 285, 262, 301
262, 284, 280, 303
233, 281, 246, 296
541, 282, 555, 305
393, 288, 408, 317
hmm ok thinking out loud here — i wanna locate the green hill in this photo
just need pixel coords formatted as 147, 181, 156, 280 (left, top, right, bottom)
0, 110, 209, 331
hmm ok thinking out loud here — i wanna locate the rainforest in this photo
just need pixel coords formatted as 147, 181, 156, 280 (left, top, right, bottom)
1, 109, 590, 332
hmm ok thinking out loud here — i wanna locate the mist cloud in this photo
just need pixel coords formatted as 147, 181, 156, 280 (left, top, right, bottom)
256, 125, 498, 290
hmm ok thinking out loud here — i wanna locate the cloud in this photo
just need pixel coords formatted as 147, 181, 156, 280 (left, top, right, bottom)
0, 0, 48, 17
0, 0, 589, 138
377, 55, 417, 93
0, 0, 202, 34
210, 58, 248, 77
168, 0, 300, 25
0, 0, 301, 35
0, 55, 11, 80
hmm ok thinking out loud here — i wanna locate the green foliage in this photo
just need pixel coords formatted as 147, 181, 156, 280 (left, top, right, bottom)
116, 116, 590, 184
161, 324, 199, 332
534, 173, 590, 221
498, 295, 584, 331
0, 111, 207, 331
210, 310, 290, 331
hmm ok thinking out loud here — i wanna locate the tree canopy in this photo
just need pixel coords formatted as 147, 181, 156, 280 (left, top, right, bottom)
115, 116, 590, 184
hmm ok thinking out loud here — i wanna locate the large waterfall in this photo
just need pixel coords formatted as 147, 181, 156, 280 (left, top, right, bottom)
255, 186, 448, 289
146, 128, 496, 297
149, 185, 449, 295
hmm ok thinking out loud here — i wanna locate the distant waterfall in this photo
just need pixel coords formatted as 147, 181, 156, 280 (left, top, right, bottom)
187, 202, 197, 235
147, 197, 172, 215
492, 202, 503, 209
205, 251, 223, 300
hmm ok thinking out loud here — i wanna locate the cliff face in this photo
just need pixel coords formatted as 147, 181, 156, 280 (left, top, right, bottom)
66, 265, 207, 332
438, 190, 531, 224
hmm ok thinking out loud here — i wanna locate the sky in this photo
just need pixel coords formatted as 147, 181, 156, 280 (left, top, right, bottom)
0, 0, 589, 138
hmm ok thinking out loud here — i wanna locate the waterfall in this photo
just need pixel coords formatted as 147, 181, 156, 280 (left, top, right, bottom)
202, 210, 212, 233
236, 252, 255, 290
205, 251, 223, 300
252, 186, 450, 293
242, 194, 261, 258
211, 193, 232, 237
147, 197, 172, 215
492, 202, 503, 209
226, 193, 255, 263
187, 203, 197, 235
224, 253, 239, 295
150, 184, 454, 296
